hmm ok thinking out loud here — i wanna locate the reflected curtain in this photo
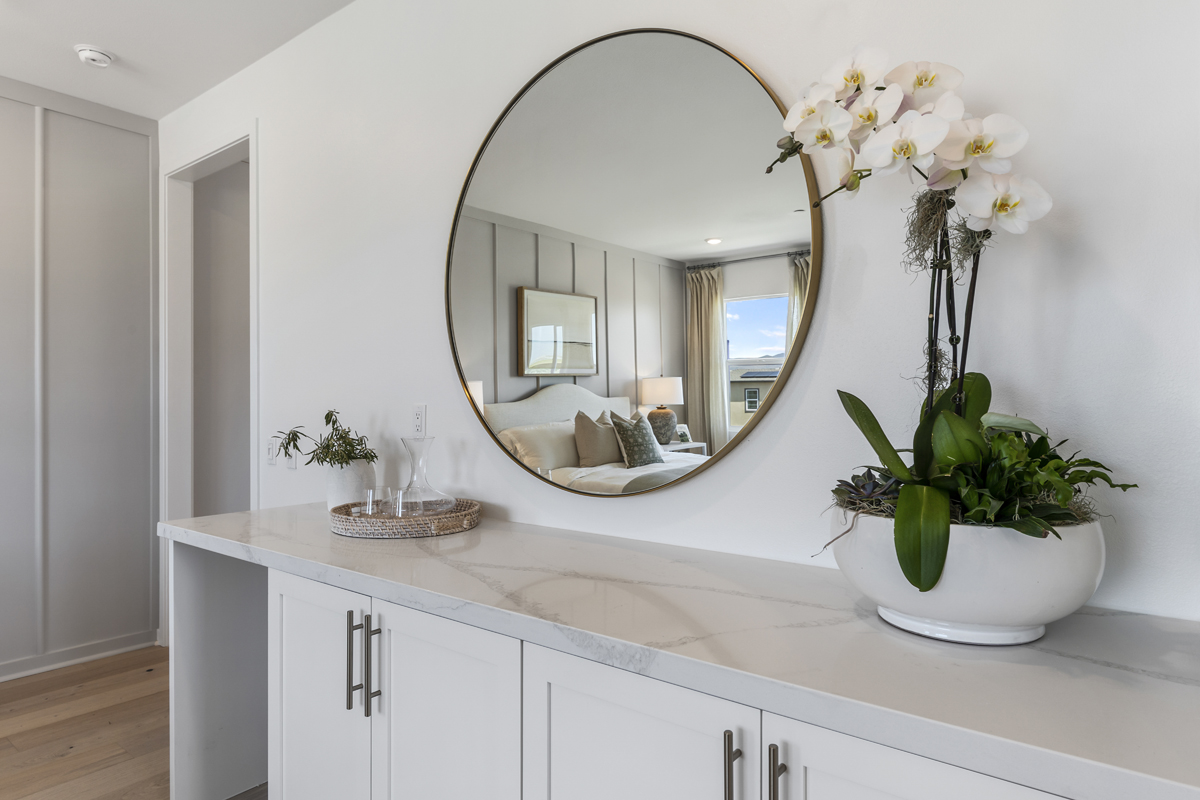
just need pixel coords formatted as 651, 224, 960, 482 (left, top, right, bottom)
686, 267, 729, 453
785, 253, 812, 348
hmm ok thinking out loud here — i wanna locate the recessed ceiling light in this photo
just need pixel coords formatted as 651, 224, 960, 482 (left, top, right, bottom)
705, 238, 722, 245
74, 45, 114, 68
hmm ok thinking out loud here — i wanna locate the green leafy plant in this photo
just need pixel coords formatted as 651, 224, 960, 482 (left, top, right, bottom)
273, 410, 378, 468
835, 373, 1135, 592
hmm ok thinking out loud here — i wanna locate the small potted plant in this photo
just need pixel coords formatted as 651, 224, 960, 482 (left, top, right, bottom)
274, 410, 379, 510
770, 48, 1135, 643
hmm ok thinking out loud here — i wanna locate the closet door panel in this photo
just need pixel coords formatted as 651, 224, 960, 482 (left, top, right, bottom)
0, 96, 38, 663
44, 111, 153, 650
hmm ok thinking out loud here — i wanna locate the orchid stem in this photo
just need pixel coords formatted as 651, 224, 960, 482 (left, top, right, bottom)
956, 250, 982, 409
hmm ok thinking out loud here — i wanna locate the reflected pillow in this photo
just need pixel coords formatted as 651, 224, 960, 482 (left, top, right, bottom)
575, 410, 623, 468
611, 412, 665, 468
497, 420, 579, 470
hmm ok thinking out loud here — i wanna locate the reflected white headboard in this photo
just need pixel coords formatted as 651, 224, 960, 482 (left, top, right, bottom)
483, 384, 631, 432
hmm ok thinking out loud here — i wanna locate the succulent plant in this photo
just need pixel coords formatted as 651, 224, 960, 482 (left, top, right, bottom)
832, 468, 900, 506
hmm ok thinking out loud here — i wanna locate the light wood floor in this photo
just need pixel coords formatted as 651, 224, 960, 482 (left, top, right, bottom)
0, 646, 268, 800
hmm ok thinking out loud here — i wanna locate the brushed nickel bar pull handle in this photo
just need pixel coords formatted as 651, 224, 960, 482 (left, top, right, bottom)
768, 743, 788, 800
723, 730, 742, 800
363, 613, 382, 717
346, 610, 363, 710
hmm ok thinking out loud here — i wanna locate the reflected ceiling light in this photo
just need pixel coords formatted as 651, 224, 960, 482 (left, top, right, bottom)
705, 238, 722, 245
74, 45, 114, 68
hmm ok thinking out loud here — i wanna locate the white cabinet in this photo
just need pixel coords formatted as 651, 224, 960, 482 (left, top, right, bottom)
762, 712, 1056, 800
268, 569, 372, 800
267, 569, 521, 800
369, 598, 520, 800
523, 643, 760, 800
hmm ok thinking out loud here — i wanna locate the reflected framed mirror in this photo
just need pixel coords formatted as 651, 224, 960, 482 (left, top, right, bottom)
447, 29, 823, 496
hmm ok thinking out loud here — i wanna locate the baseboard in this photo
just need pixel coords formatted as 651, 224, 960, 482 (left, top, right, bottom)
0, 631, 160, 683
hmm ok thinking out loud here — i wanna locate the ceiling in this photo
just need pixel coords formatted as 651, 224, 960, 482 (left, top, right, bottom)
0, 0, 356, 119
463, 32, 812, 264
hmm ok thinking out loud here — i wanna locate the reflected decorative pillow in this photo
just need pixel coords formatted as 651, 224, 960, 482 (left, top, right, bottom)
575, 410, 623, 468
497, 420, 579, 470
611, 413, 665, 468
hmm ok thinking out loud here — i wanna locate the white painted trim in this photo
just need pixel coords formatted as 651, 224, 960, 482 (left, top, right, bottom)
158, 122, 260, 646
0, 634, 159, 683
32, 105, 46, 656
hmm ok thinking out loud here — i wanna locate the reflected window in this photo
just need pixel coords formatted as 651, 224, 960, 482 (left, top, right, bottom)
726, 296, 786, 431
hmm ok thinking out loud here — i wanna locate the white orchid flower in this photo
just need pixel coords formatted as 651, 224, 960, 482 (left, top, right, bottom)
859, 109, 949, 177
848, 84, 903, 140
936, 114, 1029, 174
884, 61, 964, 106
793, 100, 853, 154
822, 47, 890, 100
783, 83, 837, 133
833, 148, 862, 198
919, 91, 965, 122
925, 166, 965, 190
956, 173, 1052, 234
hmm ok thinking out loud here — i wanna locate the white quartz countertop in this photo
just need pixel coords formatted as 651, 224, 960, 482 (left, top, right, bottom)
159, 504, 1200, 800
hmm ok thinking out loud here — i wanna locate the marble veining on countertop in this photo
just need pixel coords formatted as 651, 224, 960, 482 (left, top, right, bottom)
159, 503, 1200, 800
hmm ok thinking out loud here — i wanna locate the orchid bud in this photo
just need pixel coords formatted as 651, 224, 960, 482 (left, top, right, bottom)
845, 172, 861, 192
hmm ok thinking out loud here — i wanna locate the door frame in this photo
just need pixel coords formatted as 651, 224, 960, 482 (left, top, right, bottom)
158, 123, 260, 644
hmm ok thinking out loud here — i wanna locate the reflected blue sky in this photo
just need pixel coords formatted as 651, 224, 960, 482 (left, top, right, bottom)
725, 296, 787, 359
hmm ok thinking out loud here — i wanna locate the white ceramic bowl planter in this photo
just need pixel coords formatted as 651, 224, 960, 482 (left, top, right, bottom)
326, 459, 376, 511
832, 509, 1105, 645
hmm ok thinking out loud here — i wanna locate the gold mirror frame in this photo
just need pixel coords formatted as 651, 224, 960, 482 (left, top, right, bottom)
445, 28, 823, 497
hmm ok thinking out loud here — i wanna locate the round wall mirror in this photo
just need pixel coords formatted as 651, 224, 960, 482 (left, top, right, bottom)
447, 29, 822, 496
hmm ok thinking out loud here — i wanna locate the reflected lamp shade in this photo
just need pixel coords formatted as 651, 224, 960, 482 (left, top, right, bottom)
641, 377, 683, 444
641, 377, 684, 406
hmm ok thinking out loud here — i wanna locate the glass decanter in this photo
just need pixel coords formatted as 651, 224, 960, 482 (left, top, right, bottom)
399, 437, 456, 516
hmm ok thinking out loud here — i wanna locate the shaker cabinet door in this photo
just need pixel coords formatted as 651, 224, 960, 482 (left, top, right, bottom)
523, 643, 760, 800
268, 569, 372, 800
762, 712, 1057, 800
369, 598, 521, 800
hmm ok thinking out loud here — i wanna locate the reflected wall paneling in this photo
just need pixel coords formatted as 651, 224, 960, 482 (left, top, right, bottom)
0, 84, 157, 681
495, 224, 538, 403
457, 207, 684, 407
573, 244, 607, 398
450, 215, 496, 404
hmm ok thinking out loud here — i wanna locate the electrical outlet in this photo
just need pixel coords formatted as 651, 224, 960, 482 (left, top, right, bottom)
266, 441, 276, 465
287, 454, 297, 470
414, 404, 427, 437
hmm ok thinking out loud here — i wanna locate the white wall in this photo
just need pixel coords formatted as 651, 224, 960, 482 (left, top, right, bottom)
193, 162, 251, 516
159, 0, 1200, 621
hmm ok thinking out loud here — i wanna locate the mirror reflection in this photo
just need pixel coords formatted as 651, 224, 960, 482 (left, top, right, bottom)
449, 31, 818, 495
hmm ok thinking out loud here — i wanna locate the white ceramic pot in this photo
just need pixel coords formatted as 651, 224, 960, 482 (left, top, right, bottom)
831, 509, 1105, 645
325, 459, 377, 511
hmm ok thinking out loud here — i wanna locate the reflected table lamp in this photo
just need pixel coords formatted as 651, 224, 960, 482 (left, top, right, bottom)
641, 377, 684, 445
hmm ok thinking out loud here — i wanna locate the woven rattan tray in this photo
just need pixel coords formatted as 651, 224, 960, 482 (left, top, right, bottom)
329, 499, 481, 539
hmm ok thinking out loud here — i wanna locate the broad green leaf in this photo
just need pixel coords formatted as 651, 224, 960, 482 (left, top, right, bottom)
913, 373, 989, 479
837, 391, 913, 482
894, 484, 951, 592
931, 411, 988, 469
998, 517, 1056, 539
960, 372, 991, 428
981, 412, 1047, 437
